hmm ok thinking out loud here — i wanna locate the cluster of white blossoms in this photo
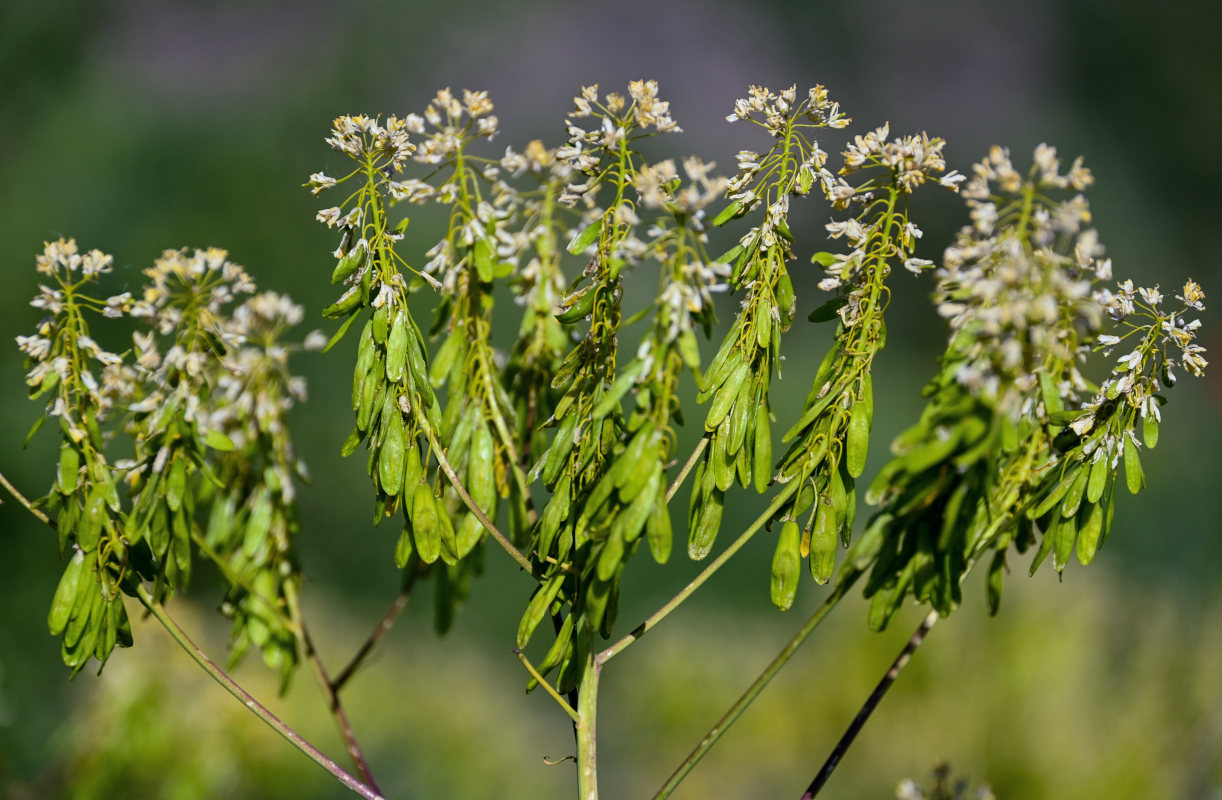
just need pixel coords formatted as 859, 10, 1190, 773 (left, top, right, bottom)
1070, 278, 1207, 443
725, 83, 850, 136
840, 123, 960, 196
934, 149, 1107, 408
322, 114, 416, 168
634, 156, 727, 214
35, 236, 114, 278
557, 80, 682, 207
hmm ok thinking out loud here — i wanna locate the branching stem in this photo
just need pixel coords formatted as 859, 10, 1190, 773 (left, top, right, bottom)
134, 585, 385, 800
418, 413, 537, 577
652, 575, 857, 799
800, 611, 938, 799
598, 479, 799, 664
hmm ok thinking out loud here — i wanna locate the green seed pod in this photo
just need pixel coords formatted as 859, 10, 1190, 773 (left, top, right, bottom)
615, 423, 656, 491
437, 507, 458, 565
1086, 454, 1108, 504
555, 286, 597, 324
372, 304, 389, 345
646, 487, 672, 564
592, 360, 646, 419
58, 444, 80, 495
356, 370, 381, 432
394, 525, 414, 569
456, 515, 483, 559
411, 483, 441, 564
542, 412, 579, 485
1123, 435, 1144, 494
986, 549, 1006, 616
378, 405, 406, 498
48, 550, 87, 636
596, 525, 625, 582
700, 325, 743, 399
77, 487, 108, 552
1027, 475, 1072, 520
845, 401, 870, 479
753, 404, 773, 494
755, 312, 771, 350
385, 312, 408, 382
468, 423, 496, 513
771, 521, 801, 611
331, 245, 365, 284
1060, 464, 1090, 518
705, 362, 749, 432
517, 574, 566, 649
1076, 501, 1104, 565
616, 467, 660, 544
688, 488, 724, 560
567, 216, 604, 254
321, 287, 362, 318
1051, 511, 1078, 572
809, 502, 837, 585
726, 374, 753, 457
533, 612, 575, 685
710, 423, 735, 492
165, 456, 186, 513
1142, 413, 1160, 449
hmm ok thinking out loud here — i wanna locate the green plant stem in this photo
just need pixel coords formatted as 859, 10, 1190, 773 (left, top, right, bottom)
418, 413, 537, 577
666, 435, 709, 503
133, 585, 384, 800
801, 610, 938, 799
283, 581, 382, 795
576, 626, 602, 800
652, 575, 857, 799
332, 568, 418, 692
598, 479, 799, 664
0, 471, 50, 525
514, 648, 579, 723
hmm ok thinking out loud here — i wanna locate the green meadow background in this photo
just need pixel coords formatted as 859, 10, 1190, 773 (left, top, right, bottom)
2, 1, 1220, 797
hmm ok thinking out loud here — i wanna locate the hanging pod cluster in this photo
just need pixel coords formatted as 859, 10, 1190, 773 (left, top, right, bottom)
687, 86, 850, 564
766, 129, 951, 609
854, 146, 1207, 629
21, 241, 314, 676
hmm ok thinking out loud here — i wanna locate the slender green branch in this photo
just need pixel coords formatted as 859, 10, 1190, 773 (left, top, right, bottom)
598, 480, 799, 664
653, 576, 857, 799
418, 413, 537, 577
283, 581, 383, 794
800, 610, 938, 799
576, 626, 602, 800
134, 585, 384, 800
0, 472, 50, 525
3, 470, 382, 796
332, 569, 419, 692
666, 435, 709, 504
514, 648, 580, 723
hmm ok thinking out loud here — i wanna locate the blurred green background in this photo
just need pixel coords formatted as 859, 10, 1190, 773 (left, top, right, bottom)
2, 1, 1220, 798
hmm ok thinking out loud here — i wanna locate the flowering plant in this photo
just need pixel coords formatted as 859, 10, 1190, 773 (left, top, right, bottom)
5, 81, 1207, 799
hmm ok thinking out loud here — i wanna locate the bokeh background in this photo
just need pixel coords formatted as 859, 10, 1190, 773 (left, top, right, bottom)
2, 1, 1220, 798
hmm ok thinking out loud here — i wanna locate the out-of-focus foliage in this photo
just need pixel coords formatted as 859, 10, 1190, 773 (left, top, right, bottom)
4, 572, 1219, 799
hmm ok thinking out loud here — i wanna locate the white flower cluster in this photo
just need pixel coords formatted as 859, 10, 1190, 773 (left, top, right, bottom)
935, 149, 1105, 408
841, 123, 955, 196
725, 84, 850, 136
558, 80, 682, 207
324, 114, 416, 170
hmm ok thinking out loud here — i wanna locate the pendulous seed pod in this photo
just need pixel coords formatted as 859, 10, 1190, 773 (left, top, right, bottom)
410, 483, 441, 564
770, 520, 801, 610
